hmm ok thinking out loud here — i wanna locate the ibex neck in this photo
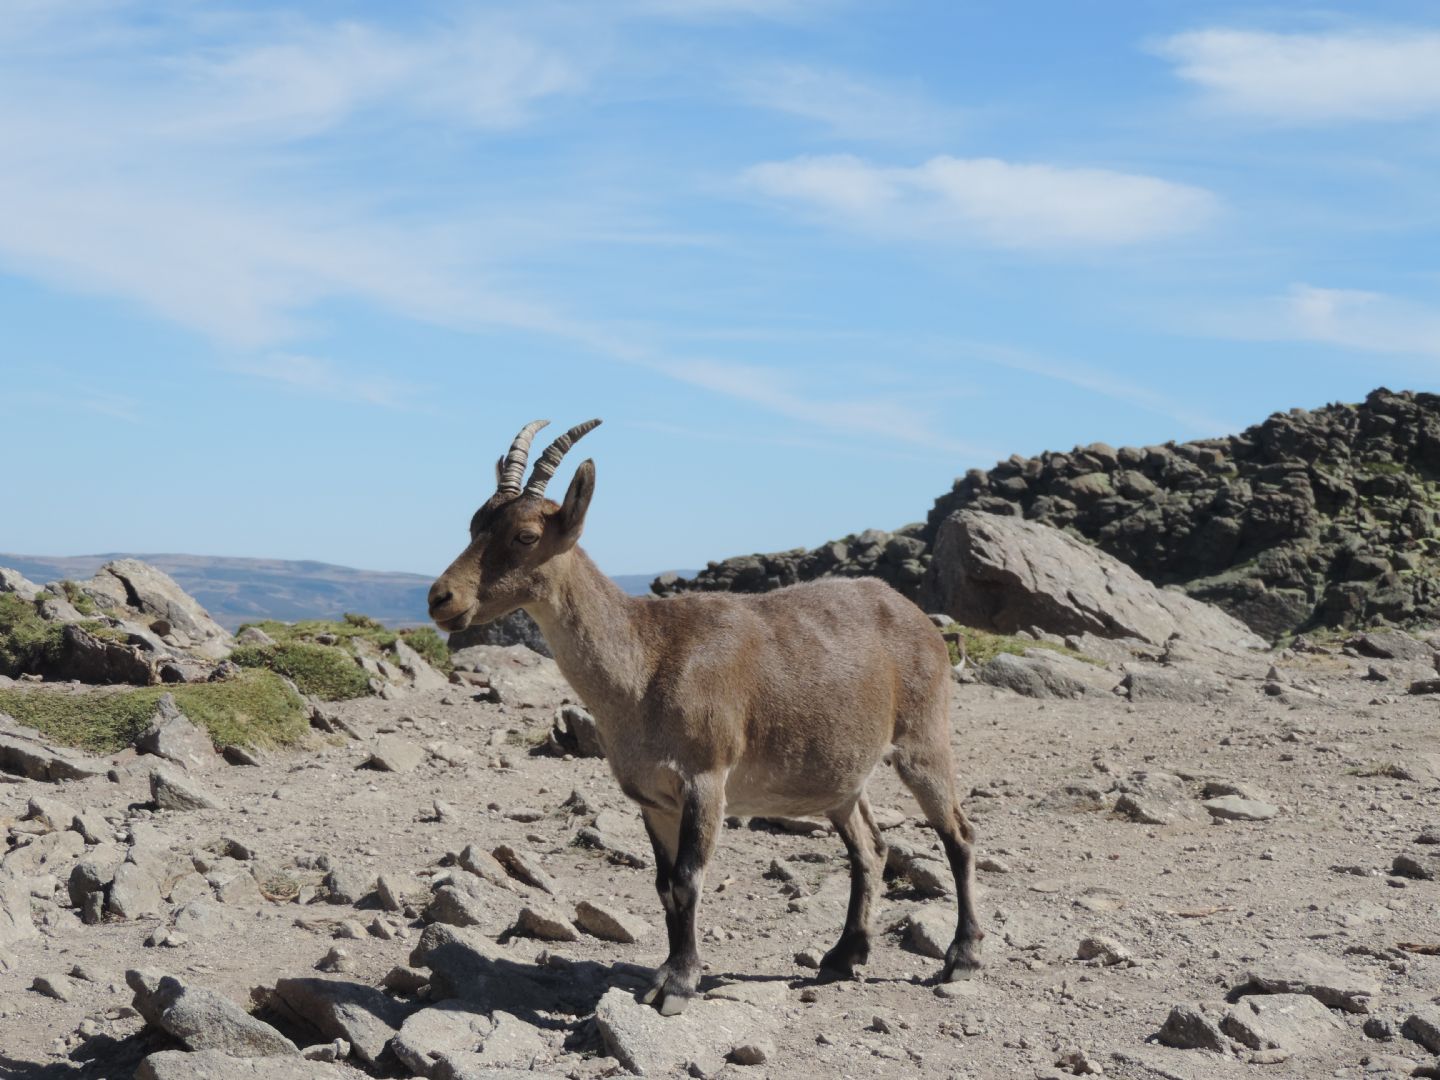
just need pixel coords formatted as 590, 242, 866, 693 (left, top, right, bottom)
523, 547, 650, 711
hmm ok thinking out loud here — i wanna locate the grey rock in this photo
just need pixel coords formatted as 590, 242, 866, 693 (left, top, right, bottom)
32, 972, 74, 1001
1392, 852, 1437, 880
923, 510, 1266, 650
1, 828, 83, 875
574, 899, 650, 944
322, 866, 372, 906
150, 764, 221, 811
136, 1049, 345, 1079
457, 845, 515, 889
513, 903, 579, 942
0, 719, 105, 782
1403, 1007, 1440, 1054
108, 861, 164, 919
902, 906, 953, 960
424, 882, 513, 935
136, 694, 215, 771
127, 969, 298, 1056
1076, 935, 1131, 966
272, 976, 414, 1065
1203, 795, 1279, 821
1119, 670, 1227, 704
978, 652, 1089, 699
448, 609, 551, 658
593, 985, 774, 1076
492, 845, 557, 894
0, 566, 42, 602
1155, 1003, 1228, 1052
365, 734, 426, 773
0, 871, 39, 946
1237, 952, 1380, 1013
235, 627, 275, 646
88, 559, 232, 658
1221, 993, 1344, 1053
407, 923, 554, 1014
547, 704, 604, 758
389, 637, 451, 691
25, 794, 78, 833
375, 872, 409, 912
1038, 780, 1110, 813
391, 1000, 493, 1076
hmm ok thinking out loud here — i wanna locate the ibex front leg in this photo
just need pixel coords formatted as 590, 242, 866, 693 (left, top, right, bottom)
639, 774, 724, 1015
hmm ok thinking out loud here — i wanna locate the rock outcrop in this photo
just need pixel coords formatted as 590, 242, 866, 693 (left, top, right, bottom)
654, 388, 1440, 640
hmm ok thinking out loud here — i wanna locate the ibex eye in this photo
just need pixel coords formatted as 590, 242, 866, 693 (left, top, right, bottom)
515, 531, 540, 546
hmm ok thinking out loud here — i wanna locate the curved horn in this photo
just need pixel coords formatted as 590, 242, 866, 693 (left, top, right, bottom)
496, 419, 549, 496
524, 418, 602, 498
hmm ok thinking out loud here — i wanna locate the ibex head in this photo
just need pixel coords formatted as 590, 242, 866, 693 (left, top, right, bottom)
428, 419, 602, 632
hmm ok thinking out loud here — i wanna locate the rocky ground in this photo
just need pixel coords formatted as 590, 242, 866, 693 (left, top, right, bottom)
2, 627, 1439, 1080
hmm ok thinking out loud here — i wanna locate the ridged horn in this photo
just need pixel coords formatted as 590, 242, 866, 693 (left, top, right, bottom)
524, 419, 602, 498
496, 419, 549, 497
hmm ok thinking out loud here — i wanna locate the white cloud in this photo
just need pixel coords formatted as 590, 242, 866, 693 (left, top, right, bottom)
1248, 284, 1440, 359
743, 154, 1218, 249
1154, 28, 1440, 123
737, 64, 961, 141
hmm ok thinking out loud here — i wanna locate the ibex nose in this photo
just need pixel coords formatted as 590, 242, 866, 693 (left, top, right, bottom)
428, 584, 454, 614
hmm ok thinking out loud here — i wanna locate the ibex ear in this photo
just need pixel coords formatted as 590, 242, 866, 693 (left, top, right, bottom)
494, 457, 505, 487
558, 459, 596, 540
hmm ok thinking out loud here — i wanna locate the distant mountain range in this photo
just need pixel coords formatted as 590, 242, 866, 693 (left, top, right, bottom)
0, 552, 688, 630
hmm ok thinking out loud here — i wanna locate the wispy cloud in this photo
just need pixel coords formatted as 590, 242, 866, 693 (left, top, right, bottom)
963, 342, 1240, 436
742, 154, 1219, 249
1153, 27, 1440, 123
736, 64, 962, 142
1208, 284, 1440, 363
228, 354, 429, 409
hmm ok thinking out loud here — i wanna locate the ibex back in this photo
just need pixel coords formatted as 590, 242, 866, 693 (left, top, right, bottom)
430, 419, 983, 1014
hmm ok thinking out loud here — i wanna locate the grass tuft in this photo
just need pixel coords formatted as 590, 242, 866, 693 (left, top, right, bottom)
231, 642, 372, 701
0, 670, 308, 753
939, 622, 1097, 667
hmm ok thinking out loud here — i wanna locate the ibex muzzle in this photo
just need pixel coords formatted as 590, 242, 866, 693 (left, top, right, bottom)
431, 419, 983, 1014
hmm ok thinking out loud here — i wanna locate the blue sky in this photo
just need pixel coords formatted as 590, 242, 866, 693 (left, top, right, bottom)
2, 0, 1439, 578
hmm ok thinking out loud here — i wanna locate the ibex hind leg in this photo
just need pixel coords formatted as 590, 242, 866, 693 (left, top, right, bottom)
892, 728, 984, 980
820, 792, 887, 980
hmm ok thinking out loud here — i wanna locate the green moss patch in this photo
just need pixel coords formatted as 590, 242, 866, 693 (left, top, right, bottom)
0, 670, 307, 754
238, 613, 451, 674
230, 641, 372, 701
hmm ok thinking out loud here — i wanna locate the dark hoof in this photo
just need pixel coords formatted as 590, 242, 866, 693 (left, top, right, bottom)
640, 966, 697, 1015
940, 938, 983, 982
818, 935, 869, 981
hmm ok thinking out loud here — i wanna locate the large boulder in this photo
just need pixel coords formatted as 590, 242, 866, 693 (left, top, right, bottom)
0, 567, 42, 603
923, 511, 1268, 650
82, 560, 232, 659
0, 714, 106, 782
447, 644, 573, 709
447, 609, 551, 658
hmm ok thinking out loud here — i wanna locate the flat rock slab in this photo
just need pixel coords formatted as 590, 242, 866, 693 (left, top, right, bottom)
365, 734, 426, 773
1203, 795, 1278, 821
128, 970, 298, 1057
0, 722, 105, 782
978, 653, 1091, 699
1236, 952, 1380, 1013
408, 924, 559, 1014
390, 999, 493, 1076
923, 510, 1267, 651
593, 986, 775, 1076
272, 977, 415, 1065
1110, 1045, 1251, 1080
151, 765, 221, 811
574, 900, 650, 944
137, 1049, 346, 1080
1155, 1003, 1227, 1052
1221, 993, 1344, 1053
1403, 1007, 1440, 1054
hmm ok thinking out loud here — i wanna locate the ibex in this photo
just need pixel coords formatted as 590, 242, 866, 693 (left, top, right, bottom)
429, 420, 982, 1014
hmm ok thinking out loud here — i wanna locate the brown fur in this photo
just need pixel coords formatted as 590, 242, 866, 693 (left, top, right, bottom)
430, 449, 983, 1013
